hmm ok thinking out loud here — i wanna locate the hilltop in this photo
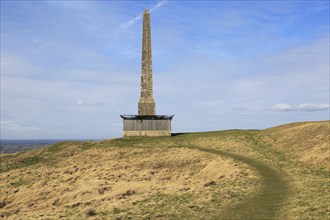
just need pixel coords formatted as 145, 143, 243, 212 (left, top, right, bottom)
0, 121, 329, 219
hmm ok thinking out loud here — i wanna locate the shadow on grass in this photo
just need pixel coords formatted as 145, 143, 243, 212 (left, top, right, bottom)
171, 133, 191, 137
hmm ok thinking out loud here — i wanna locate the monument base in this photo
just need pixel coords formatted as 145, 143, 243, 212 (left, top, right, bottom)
123, 130, 171, 137
120, 115, 174, 137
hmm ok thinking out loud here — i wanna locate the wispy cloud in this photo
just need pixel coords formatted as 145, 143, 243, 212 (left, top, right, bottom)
48, 0, 89, 10
1, 1, 329, 138
111, 123, 122, 126
76, 100, 85, 105
270, 103, 330, 112
120, 0, 167, 29
150, 0, 167, 13
121, 13, 143, 29
1, 121, 39, 132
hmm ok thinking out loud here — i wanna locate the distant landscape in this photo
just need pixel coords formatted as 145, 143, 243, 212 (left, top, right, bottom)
0, 139, 98, 154
0, 121, 329, 219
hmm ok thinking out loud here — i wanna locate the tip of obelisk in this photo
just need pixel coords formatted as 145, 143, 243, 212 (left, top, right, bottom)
144, 8, 149, 14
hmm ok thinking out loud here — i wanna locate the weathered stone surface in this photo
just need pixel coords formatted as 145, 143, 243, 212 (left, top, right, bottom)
123, 130, 171, 137
138, 9, 155, 115
120, 9, 173, 138
138, 101, 155, 116
122, 117, 172, 131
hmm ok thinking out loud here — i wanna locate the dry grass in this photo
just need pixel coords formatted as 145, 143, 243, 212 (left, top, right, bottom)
0, 146, 259, 219
265, 121, 330, 169
0, 120, 329, 219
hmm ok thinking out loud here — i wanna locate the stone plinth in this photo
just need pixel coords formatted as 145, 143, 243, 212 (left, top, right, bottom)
121, 115, 173, 137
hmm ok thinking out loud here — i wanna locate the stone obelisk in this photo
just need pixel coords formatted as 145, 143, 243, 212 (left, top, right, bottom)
138, 8, 156, 115
120, 8, 173, 137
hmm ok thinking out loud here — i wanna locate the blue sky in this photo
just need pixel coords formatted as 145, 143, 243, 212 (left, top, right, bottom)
1, 0, 329, 139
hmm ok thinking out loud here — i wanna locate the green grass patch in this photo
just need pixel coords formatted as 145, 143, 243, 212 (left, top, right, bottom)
10, 176, 28, 188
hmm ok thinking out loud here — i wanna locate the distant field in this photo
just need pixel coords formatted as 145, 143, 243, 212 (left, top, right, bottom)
0, 139, 95, 154
0, 121, 329, 219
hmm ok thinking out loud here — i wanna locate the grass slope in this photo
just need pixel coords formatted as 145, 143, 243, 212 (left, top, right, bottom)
265, 121, 330, 169
0, 121, 329, 219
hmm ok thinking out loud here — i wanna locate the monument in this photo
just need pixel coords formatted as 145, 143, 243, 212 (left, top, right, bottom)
120, 9, 174, 137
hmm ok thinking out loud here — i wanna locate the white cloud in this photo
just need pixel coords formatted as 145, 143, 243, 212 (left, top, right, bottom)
48, 0, 89, 10
150, 0, 167, 13
270, 103, 330, 112
121, 0, 167, 29
298, 103, 330, 111
215, 112, 225, 118
270, 103, 293, 111
76, 100, 85, 105
1, 1, 329, 138
121, 13, 143, 29
1, 121, 39, 131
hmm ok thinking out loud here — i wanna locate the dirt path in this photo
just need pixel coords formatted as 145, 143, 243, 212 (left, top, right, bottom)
191, 146, 290, 220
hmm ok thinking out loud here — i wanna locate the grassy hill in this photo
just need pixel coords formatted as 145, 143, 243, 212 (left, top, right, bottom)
265, 121, 329, 169
0, 121, 329, 219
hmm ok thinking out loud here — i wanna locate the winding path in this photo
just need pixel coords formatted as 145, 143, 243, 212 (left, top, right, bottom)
190, 146, 290, 220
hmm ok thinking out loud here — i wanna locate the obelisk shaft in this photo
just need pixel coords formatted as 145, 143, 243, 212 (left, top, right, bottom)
138, 9, 156, 115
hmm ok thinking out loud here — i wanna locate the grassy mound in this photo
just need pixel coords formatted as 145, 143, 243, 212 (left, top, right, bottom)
265, 120, 330, 169
0, 121, 329, 219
